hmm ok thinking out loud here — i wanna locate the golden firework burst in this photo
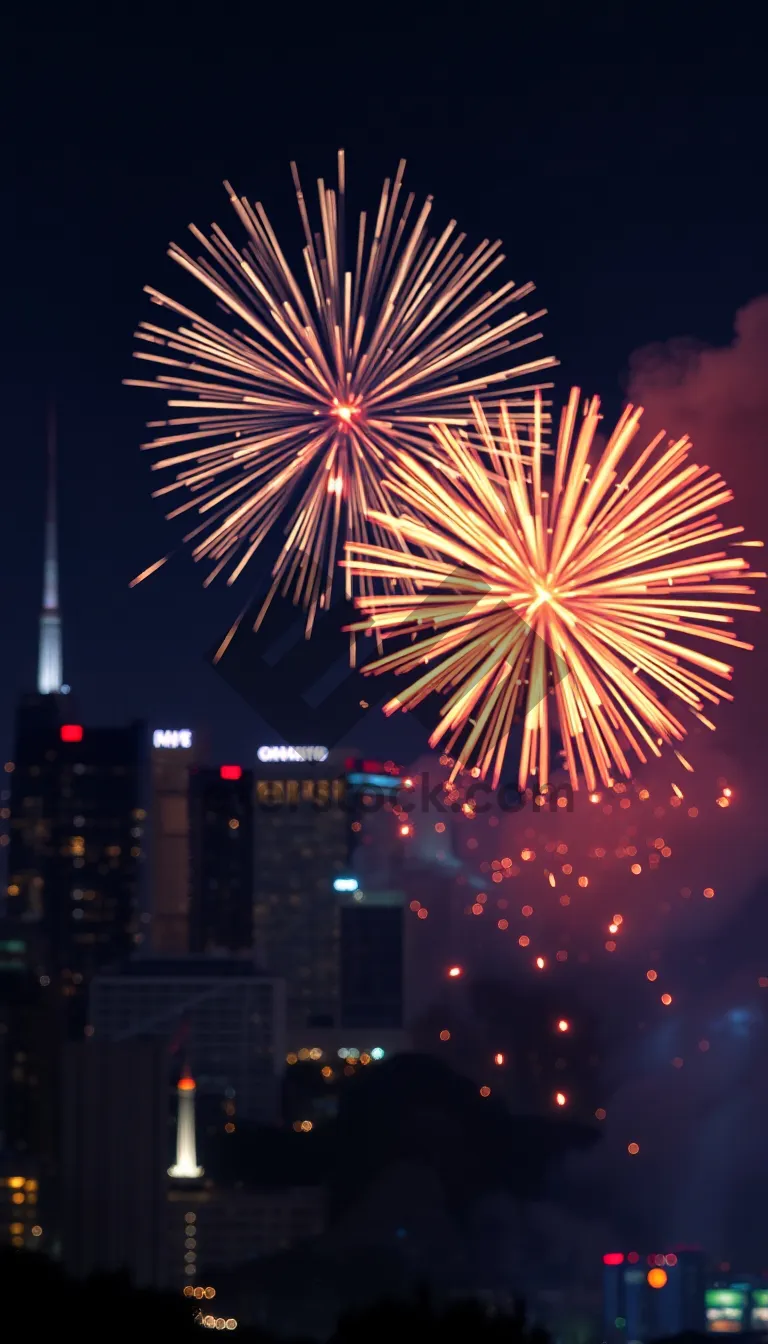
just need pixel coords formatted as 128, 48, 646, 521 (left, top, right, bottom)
126, 151, 555, 642
345, 389, 764, 791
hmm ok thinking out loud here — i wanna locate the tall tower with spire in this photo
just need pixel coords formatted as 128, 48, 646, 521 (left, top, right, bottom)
37, 404, 63, 696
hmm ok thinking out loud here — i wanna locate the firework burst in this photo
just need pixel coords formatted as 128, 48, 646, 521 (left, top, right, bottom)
126, 151, 555, 641
345, 389, 764, 791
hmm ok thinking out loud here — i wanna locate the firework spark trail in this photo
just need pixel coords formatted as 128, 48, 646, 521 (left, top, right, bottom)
344, 389, 764, 792
126, 151, 555, 642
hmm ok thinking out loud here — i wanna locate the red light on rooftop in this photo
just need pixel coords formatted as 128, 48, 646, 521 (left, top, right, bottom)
178, 1077, 196, 1092
60, 724, 83, 743
603, 1253, 624, 1266
220, 765, 242, 781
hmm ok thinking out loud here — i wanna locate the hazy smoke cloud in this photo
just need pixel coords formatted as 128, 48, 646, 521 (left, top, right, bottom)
628, 295, 768, 778
561, 298, 768, 1264
405, 303, 768, 1269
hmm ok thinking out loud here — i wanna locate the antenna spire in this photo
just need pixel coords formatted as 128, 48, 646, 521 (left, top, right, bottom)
37, 404, 63, 695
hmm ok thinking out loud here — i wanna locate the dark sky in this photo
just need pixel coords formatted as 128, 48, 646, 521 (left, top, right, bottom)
6, 23, 768, 1261
4, 33, 768, 767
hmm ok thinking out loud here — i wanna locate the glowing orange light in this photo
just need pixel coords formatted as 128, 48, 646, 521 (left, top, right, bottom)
439, 1030, 451, 1041
723, 787, 732, 797
647, 969, 657, 982
703, 887, 715, 898
399, 825, 411, 837
661, 993, 672, 1006
333, 404, 356, 423
628, 1142, 640, 1155
647, 1268, 668, 1289
479, 1086, 491, 1097
555, 1092, 567, 1106
535, 956, 546, 970
494, 1053, 504, 1066
178, 1077, 196, 1091
557, 1019, 570, 1033
448, 966, 463, 978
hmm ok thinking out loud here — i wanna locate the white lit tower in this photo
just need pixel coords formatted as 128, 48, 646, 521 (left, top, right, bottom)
168, 1074, 204, 1180
37, 404, 63, 696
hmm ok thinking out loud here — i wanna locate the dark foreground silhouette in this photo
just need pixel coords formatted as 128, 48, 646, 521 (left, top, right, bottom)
2, 1247, 549, 1340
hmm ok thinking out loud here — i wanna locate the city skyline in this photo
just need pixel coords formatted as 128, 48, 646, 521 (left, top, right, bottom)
5, 89, 768, 764
4, 28, 768, 1333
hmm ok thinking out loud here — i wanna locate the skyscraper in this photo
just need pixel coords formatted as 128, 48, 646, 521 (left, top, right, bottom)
8, 718, 145, 994
150, 729, 197, 955
189, 765, 254, 955
339, 760, 404, 1031
7, 412, 146, 1016
252, 750, 350, 1031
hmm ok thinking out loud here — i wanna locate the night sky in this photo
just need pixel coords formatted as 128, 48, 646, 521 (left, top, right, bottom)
6, 35, 768, 759
6, 22, 768, 1265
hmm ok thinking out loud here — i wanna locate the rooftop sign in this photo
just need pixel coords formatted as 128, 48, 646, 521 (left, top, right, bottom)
257, 745, 329, 763
153, 729, 193, 749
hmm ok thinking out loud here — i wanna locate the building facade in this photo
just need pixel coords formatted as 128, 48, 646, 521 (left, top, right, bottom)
168, 1184, 325, 1290
189, 765, 254, 955
602, 1250, 706, 1343
252, 753, 350, 1031
89, 958, 285, 1123
150, 729, 198, 955
8, 702, 145, 1008
61, 1038, 169, 1285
